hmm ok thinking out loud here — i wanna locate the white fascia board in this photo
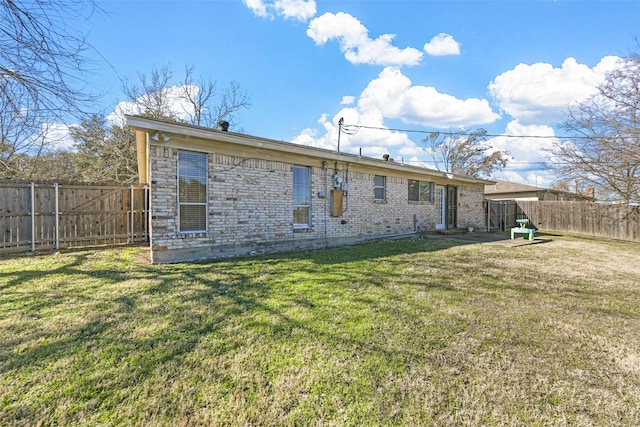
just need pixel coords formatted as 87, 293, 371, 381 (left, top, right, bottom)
126, 115, 495, 186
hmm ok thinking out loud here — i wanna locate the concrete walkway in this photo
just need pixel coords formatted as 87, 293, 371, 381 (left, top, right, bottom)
425, 231, 553, 247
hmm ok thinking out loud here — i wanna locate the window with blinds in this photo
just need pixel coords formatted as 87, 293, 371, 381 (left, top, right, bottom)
293, 166, 311, 228
178, 151, 208, 232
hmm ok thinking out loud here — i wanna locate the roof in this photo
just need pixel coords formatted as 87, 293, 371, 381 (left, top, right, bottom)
484, 180, 545, 195
485, 179, 594, 201
127, 115, 496, 186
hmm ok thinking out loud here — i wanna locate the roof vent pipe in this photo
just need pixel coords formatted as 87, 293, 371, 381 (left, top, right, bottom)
218, 120, 229, 132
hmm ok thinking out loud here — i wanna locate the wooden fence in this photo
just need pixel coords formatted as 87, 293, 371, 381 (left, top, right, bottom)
488, 200, 640, 243
0, 182, 149, 253
484, 200, 523, 232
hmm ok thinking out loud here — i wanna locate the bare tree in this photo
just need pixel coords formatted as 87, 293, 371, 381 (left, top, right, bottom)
1, 81, 37, 178
424, 128, 509, 178
1, 0, 101, 180
553, 54, 640, 203
205, 81, 251, 130
122, 64, 178, 120
123, 64, 251, 130
0, 77, 71, 180
1, 0, 100, 120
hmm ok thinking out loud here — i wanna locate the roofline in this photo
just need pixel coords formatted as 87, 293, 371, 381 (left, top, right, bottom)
485, 179, 590, 198
126, 115, 495, 186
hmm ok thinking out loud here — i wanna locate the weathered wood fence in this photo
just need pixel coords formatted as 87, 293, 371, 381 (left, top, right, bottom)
484, 200, 523, 232
1, 183, 149, 254
485, 199, 640, 243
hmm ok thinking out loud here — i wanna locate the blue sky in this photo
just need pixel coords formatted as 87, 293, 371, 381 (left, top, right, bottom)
73, 0, 640, 186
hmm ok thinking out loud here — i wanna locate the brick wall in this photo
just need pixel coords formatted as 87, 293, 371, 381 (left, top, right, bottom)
148, 144, 486, 262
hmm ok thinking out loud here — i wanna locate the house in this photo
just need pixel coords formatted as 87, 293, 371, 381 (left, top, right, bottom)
128, 116, 494, 263
484, 179, 593, 201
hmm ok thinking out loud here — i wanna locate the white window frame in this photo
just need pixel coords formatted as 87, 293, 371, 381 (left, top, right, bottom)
374, 175, 386, 201
177, 150, 208, 233
293, 165, 311, 229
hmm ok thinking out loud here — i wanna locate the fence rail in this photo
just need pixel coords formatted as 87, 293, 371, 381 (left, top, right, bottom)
1, 183, 149, 254
485, 199, 640, 243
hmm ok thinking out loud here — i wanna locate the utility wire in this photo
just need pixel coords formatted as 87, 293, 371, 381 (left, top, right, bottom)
341, 123, 639, 140
401, 159, 636, 167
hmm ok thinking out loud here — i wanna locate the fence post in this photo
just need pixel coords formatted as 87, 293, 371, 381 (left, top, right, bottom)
486, 199, 490, 232
54, 183, 60, 250
129, 185, 135, 244
30, 182, 35, 252
144, 185, 149, 242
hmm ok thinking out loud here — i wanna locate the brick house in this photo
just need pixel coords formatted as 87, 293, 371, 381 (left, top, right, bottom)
128, 116, 493, 263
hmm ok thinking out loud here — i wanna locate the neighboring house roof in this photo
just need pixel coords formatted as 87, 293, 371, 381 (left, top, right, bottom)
127, 115, 496, 186
485, 180, 545, 197
484, 179, 592, 201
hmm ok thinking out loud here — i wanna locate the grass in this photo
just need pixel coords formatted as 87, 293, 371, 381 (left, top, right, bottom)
1, 234, 639, 426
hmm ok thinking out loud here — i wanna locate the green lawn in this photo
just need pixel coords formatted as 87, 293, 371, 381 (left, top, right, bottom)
1, 235, 639, 426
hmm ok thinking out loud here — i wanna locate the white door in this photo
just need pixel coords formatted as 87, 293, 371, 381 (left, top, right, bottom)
435, 185, 446, 230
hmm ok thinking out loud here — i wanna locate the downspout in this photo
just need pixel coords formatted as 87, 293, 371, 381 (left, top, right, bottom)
366, 214, 419, 241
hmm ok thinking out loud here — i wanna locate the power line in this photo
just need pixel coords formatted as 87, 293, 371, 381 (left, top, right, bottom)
401, 158, 637, 166
341, 122, 639, 140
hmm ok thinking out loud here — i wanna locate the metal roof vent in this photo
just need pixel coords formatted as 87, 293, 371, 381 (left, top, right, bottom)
218, 120, 229, 132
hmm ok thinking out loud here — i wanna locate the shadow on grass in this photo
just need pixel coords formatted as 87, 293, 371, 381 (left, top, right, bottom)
0, 251, 132, 293
263, 236, 468, 265
4, 236, 636, 424
1, 238, 465, 372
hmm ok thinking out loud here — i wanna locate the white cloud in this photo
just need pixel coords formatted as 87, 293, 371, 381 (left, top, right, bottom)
274, 0, 316, 21
292, 106, 422, 160
341, 96, 355, 105
490, 120, 556, 163
108, 85, 199, 125
306, 12, 423, 67
292, 67, 501, 163
43, 122, 75, 151
423, 33, 461, 56
487, 120, 559, 186
243, 0, 271, 19
244, 0, 316, 21
489, 56, 622, 125
359, 67, 500, 128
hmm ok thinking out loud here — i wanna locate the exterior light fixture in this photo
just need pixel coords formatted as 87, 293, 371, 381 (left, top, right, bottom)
150, 132, 170, 142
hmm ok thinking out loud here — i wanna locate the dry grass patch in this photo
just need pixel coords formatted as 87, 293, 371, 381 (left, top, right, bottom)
1, 235, 639, 425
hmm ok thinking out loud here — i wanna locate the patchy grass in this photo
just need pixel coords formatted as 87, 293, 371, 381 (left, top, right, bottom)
1, 235, 639, 426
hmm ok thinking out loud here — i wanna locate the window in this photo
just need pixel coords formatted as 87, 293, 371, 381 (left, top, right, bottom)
374, 175, 386, 201
293, 166, 311, 228
408, 179, 434, 202
178, 151, 208, 232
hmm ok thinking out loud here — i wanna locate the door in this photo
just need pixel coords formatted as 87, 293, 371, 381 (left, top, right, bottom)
446, 185, 458, 229
435, 185, 446, 230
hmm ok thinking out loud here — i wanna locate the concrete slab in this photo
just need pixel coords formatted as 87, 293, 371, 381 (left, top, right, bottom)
424, 231, 552, 247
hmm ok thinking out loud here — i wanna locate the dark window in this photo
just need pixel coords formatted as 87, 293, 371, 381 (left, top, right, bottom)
408, 179, 434, 202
